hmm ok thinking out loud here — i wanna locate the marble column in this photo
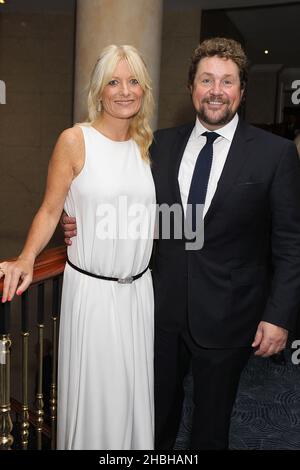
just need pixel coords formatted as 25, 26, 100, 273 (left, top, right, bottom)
158, 2, 202, 129
74, 0, 163, 128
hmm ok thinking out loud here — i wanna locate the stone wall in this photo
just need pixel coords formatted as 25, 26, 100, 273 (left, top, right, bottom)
0, 8, 75, 259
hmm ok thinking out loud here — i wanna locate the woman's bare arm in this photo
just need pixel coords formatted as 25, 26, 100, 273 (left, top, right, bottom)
1, 126, 84, 302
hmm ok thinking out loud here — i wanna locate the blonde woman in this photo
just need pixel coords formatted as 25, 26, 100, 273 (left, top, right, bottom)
0, 45, 156, 449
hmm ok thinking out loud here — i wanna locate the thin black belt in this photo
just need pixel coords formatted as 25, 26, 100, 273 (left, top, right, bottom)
66, 257, 149, 284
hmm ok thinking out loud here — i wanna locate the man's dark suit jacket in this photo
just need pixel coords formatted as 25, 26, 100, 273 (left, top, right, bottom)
150, 119, 300, 348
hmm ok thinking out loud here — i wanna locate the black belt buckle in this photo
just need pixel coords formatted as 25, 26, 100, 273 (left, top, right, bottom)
118, 276, 134, 284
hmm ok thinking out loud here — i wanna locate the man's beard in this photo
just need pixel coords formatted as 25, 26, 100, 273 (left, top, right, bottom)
197, 97, 235, 127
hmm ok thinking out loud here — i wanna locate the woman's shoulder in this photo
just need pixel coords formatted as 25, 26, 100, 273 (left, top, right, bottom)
58, 125, 84, 148
52, 126, 85, 174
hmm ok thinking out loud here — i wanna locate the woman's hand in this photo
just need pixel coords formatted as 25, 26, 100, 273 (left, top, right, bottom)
0, 258, 34, 302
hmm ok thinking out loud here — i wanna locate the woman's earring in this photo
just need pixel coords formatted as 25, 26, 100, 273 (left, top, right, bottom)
97, 100, 101, 112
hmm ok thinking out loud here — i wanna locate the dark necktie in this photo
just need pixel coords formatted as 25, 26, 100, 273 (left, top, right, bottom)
187, 131, 219, 233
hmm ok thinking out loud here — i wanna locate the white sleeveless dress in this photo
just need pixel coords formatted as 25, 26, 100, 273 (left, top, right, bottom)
57, 125, 156, 450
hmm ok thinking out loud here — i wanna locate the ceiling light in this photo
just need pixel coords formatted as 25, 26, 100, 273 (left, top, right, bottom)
264, 50, 269, 55
0, 0, 5, 4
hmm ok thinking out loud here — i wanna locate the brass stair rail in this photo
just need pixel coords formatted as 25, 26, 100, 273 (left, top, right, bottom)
35, 283, 45, 450
0, 246, 66, 450
50, 278, 59, 450
20, 291, 30, 449
0, 302, 13, 450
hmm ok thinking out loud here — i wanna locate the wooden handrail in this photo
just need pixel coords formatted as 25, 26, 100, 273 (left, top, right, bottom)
0, 246, 67, 295
0, 246, 66, 449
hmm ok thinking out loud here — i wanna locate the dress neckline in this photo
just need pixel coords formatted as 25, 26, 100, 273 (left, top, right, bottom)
90, 125, 132, 144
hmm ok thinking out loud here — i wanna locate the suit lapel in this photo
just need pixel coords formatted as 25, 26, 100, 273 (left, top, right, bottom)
204, 119, 254, 223
169, 123, 194, 206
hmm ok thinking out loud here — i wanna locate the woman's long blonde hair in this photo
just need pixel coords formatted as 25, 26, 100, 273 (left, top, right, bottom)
87, 45, 154, 162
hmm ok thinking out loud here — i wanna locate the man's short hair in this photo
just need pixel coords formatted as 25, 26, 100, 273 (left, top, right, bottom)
188, 37, 249, 90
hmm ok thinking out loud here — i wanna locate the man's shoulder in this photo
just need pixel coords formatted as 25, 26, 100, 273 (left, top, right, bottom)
150, 123, 193, 165
153, 122, 194, 142
241, 121, 294, 149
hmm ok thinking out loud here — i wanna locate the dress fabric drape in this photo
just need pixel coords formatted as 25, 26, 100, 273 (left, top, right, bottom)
57, 125, 155, 450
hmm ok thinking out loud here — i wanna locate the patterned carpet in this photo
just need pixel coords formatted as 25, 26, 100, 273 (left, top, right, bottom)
175, 349, 300, 450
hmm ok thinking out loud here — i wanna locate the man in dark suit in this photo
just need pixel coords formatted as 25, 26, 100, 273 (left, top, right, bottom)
62, 37, 300, 450
150, 37, 300, 450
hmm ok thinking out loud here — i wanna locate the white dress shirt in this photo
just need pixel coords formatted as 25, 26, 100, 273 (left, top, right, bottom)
178, 113, 239, 217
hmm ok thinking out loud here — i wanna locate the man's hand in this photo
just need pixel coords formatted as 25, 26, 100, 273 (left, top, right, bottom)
252, 321, 288, 357
61, 211, 77, 246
